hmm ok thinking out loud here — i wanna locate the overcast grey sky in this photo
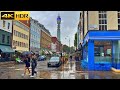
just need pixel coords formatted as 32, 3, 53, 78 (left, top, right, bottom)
30, 11, 80, 47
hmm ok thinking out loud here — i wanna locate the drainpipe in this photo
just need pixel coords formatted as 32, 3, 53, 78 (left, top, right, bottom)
87, 11, 89, 31
83, 11, 84, 39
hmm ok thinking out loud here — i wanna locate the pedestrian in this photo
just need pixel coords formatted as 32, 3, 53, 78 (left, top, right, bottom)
70, 55, 72, 61
21, 55, 31, 76
30, 53, 37, 77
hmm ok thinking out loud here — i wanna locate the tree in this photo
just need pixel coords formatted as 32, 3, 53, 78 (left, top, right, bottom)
74, 32, 77, 48
63, 45, 69, 54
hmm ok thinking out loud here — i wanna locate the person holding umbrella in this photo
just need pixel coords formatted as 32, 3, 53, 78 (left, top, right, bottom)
21, 55, 31, 76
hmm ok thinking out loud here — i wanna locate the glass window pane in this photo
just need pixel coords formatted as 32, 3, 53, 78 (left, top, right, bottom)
2, 34, 5, 43
118, 13, 120, 18
101, 25, 104, 30
99, 25, 102, 30
118, 25, 120, 30
105, 20, 107, 24
7, 36, 10, 44
118, 19, 120, 24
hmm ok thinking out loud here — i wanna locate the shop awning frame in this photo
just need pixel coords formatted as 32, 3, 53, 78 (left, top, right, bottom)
0, 45, 15, 53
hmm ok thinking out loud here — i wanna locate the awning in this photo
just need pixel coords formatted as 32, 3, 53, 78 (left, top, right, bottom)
0, 45, 15, 53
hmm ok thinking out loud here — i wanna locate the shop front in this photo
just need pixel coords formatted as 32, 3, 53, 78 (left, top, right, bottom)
81, 30, 120, 71
0, 45, 15, 61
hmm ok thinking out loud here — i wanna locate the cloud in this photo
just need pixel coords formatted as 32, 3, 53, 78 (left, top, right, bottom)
30, 11, 80, 47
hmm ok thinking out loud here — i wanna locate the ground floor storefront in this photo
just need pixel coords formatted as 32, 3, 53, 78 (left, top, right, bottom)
0, 45, 15, 62
81, 31, 120, 71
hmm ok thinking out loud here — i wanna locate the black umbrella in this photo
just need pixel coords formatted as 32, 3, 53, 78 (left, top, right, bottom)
22, 51, 33, 55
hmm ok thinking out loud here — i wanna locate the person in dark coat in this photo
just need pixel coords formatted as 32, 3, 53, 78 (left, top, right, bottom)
30, 53, 37, 77
21, 55, 30, 76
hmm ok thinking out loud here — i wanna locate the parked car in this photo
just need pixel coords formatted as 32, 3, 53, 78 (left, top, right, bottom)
38, 55, 46, 61
47, 56, 61, 67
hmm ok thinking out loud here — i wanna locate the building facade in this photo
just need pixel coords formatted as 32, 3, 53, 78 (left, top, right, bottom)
0, 20, 14, 61
30, 17, 41, 54
51, 37, 62, 53
12, 20, 30, 52
79, 11, 120, 71
40, 27, 52, 54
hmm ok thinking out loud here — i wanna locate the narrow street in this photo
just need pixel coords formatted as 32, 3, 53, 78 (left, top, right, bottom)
1, 59, 120, 79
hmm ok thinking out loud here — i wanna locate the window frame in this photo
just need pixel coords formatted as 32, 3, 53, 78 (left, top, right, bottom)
2, 34, 5, 43
7, 36, 10, 44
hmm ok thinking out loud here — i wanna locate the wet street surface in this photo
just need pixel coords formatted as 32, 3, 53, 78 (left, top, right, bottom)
1, 60, 120, 79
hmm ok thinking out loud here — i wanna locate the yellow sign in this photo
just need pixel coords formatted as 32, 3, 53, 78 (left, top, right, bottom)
0, 11, 30, 20
15, 11, 30, 20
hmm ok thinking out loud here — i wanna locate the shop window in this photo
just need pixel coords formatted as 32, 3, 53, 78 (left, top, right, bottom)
94, 41, 112, 63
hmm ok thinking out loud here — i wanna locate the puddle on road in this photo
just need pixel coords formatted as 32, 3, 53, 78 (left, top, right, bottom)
15, 68, 24, 71
7, 66, 15, 69
39, 71, 51, 79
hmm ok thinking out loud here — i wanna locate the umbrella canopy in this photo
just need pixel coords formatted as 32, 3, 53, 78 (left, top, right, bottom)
22, 51, 33, 55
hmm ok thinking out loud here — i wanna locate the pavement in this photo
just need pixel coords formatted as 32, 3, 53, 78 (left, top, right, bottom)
1, 60, 120, 79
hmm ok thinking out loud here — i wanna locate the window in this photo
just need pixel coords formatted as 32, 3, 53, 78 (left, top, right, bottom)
25, 35, 26, 39
7, 36, 10, 44
24, 43, 25, 47
99, 14, 102, 18
118, 19, 120, 24
8, 22, 10, 29
21, 33, 23, 38
99, 11, 107, 30
2, 34, 5, 43
25, 43, 26, 48
3, 20, 5, 27
16, 31, 18, 36
18, 41, 20, 46
118, 25, 120, 30
16, 41, 17, 46
118, 13, 120, 18
13, 40, 15, 46
14, 30, 15, 35
118, 11, 120, 30
26, 35, 28, 40
94, 41, 112, 63
17, 32, 19, 37
23, 34, 24, 38
20, 42, 21, 47
21, 42, 23, 47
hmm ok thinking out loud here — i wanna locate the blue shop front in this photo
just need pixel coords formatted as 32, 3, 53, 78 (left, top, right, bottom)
81, 30, 120, 71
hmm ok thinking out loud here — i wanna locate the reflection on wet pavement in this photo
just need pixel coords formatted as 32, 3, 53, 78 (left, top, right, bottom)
1, 60, 120, 79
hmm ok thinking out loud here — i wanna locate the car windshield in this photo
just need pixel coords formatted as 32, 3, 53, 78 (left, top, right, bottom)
50, 57, 59, 61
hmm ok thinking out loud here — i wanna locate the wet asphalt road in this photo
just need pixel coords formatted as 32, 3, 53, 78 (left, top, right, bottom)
1, 60, 120, 79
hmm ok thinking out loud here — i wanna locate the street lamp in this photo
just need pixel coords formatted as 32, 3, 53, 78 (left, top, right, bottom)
65, 36, 70, 56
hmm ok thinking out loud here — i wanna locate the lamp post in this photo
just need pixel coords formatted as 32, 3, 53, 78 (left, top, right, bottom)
65, 36, 70, 56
